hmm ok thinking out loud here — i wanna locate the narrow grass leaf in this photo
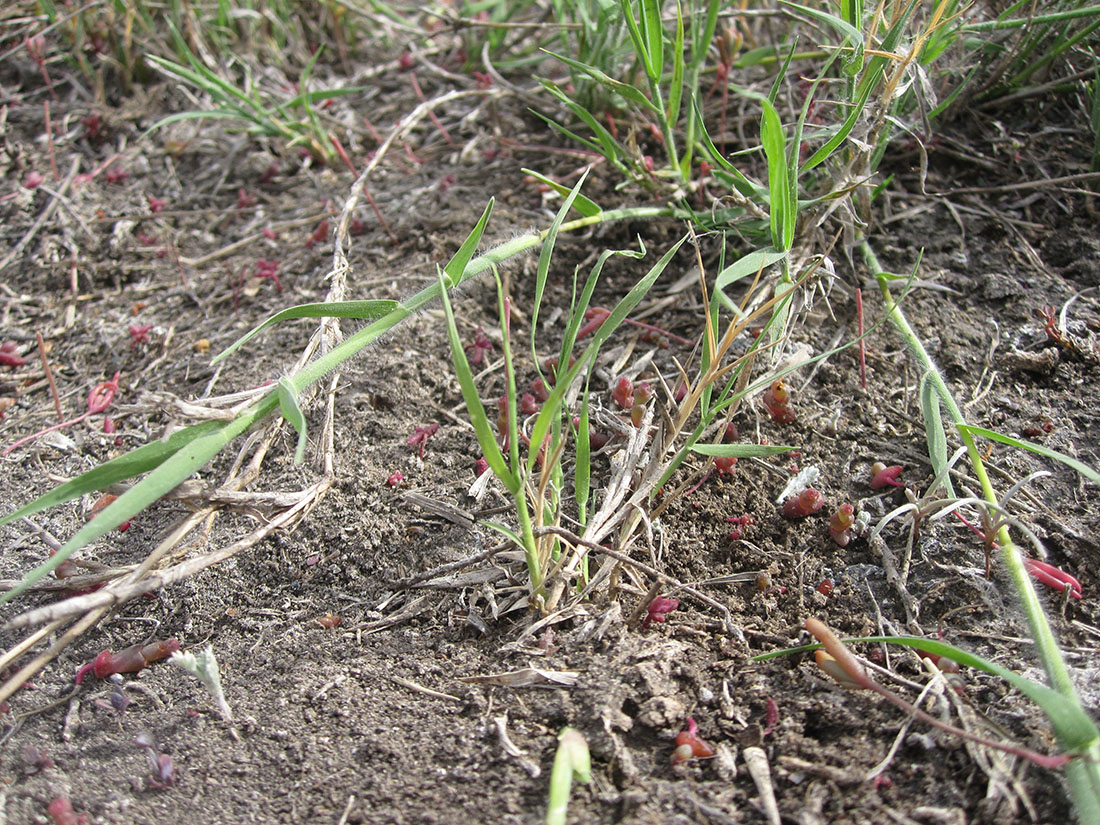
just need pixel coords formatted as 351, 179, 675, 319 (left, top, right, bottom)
546, 727, 591, 825
691, 443, 796, 458
958, 425, 1100, 486
532, 171, 590, 359
212, 301, 397, 364
528, 236, 688, 471
277, 377, 308, 465
0, 420, 229, 529
1, 411, 262, 605
521, 169, 603, 217
919, 372, 953, 496
543, 51, 661, 115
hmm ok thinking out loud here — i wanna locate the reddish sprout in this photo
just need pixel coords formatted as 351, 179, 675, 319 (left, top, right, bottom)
0, 341, 27, 367
764, 697, 780, 735
464, 327, 493, 366
713, 456, 737, 475
642, 596, 679, 628
75, 639, 180, 685
528, 378, 549, 403
721, 421, 739, 443
474, 457, 489, 477
106, 166, 128, 184
612, 376, 634, 410
236, 188, 256, 209
496, 395, 510, 434
828, 504, 855, 547
577, 307, 611, 339
407, 422, 439, 459
47, 798, 88, 825
633, 381, 653, 405
1024, 558, 1083, 599
671, 717, 714, 763
255, 258, 282, 292
386, 470, 404, 487
24, 170, 44, 189
814, 649, 866, 690
87, 371, 121, 413
129, 323, 154, 349
315, 614, 342, 629
87, 494, 133, 532
815, 578, 835, 597
782, 488, 825, 518
870, 462, 904, 489
148, 196, 167, 213
305, 219, 330, 248
520, 393, 539, 415
762, 379, 795, 424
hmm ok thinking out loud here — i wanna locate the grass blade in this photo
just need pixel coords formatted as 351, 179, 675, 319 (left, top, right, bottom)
212, 300, 398, 364
958, 424, 1100, 486
277, 377, 308, 465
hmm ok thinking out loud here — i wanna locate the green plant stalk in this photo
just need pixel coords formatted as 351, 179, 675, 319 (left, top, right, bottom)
546, 727, 591, 825
961, 5, 1100, 31
860, 241, 1100, 823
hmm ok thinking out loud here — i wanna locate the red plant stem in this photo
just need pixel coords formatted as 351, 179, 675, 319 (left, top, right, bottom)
856, 288, 866, 390
36, 332, 62, 420
83, 153, 123, 183
3, 372, 120, 456
579, 307, 694, 346
329, 134, 358, 177
44, 100, 59, 182
408, 73, 453, 145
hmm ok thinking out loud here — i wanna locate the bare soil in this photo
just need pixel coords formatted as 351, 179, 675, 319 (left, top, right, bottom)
1, 37, 1099, 825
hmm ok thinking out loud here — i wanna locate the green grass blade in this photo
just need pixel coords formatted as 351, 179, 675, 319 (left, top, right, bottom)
758, 96, 794, 251
528, 236, 688, 471
1, 410, 263, 605
546, 728, 591, 825
0, 420, 229, 529
438, 267, 513, 492
958, 425, 1100, 486
532, 171, 590, 361
667, 0, 685, 129
641, 0, 664, 81
690, 443, 796, 458
919, 371, 954, 496
575, 380, 593, 527
211, 301, 398, 364
442, 199, 494, 285
521, 169, 603, 217
277, 377, 308, 465
543, 51, 661, 115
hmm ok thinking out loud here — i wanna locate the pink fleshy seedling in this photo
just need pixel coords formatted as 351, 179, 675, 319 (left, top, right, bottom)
713, 456, 737, 475
642, 595, 679, 628
870, 462, 904, 489
474, 457, 489, 477
0, 341, 27, 367
464, 327, 493, 366
148, 196, 167, 213
407, 423, 439, 459
671, 717, 715, 764
47, 798, 88, 825
387, 470, 404, 487
612, 377, 634, 410
782, 488, 825, 518
135, 731, 175, 788
828, 504, 855, 547
762, 379, 795, 424
1024, 558, 1082, 600
255, 258, 282, 292
129, 324, 154, 349
75, 639, 180, 685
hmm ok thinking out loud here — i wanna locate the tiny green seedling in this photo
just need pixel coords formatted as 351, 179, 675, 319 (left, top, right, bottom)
170, 645, 233, 725
546, 727, 591, 825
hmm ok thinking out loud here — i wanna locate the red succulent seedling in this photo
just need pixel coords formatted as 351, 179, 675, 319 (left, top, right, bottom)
75, 639, 180, 685
407, 423, 439, 459
713, 456, 737, 475
870, 462, 904, 489
129, 323, 154, 350
828, 504, 855, 547
782, 488, 825, 518
255, 259, 282, 292
762, 379, 795, 423
612, 376, 634, 410
0, 341, 27, 367
47, 798, 88, 825
642, 595, 679, 628
520, 393, 539, 415
4, 371, 121, 456
671, 717, 715, 764
148, 196, 167, 213
387, 470, 404, 487
464, 327, 493, 366
1024, 558, 1083, 600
